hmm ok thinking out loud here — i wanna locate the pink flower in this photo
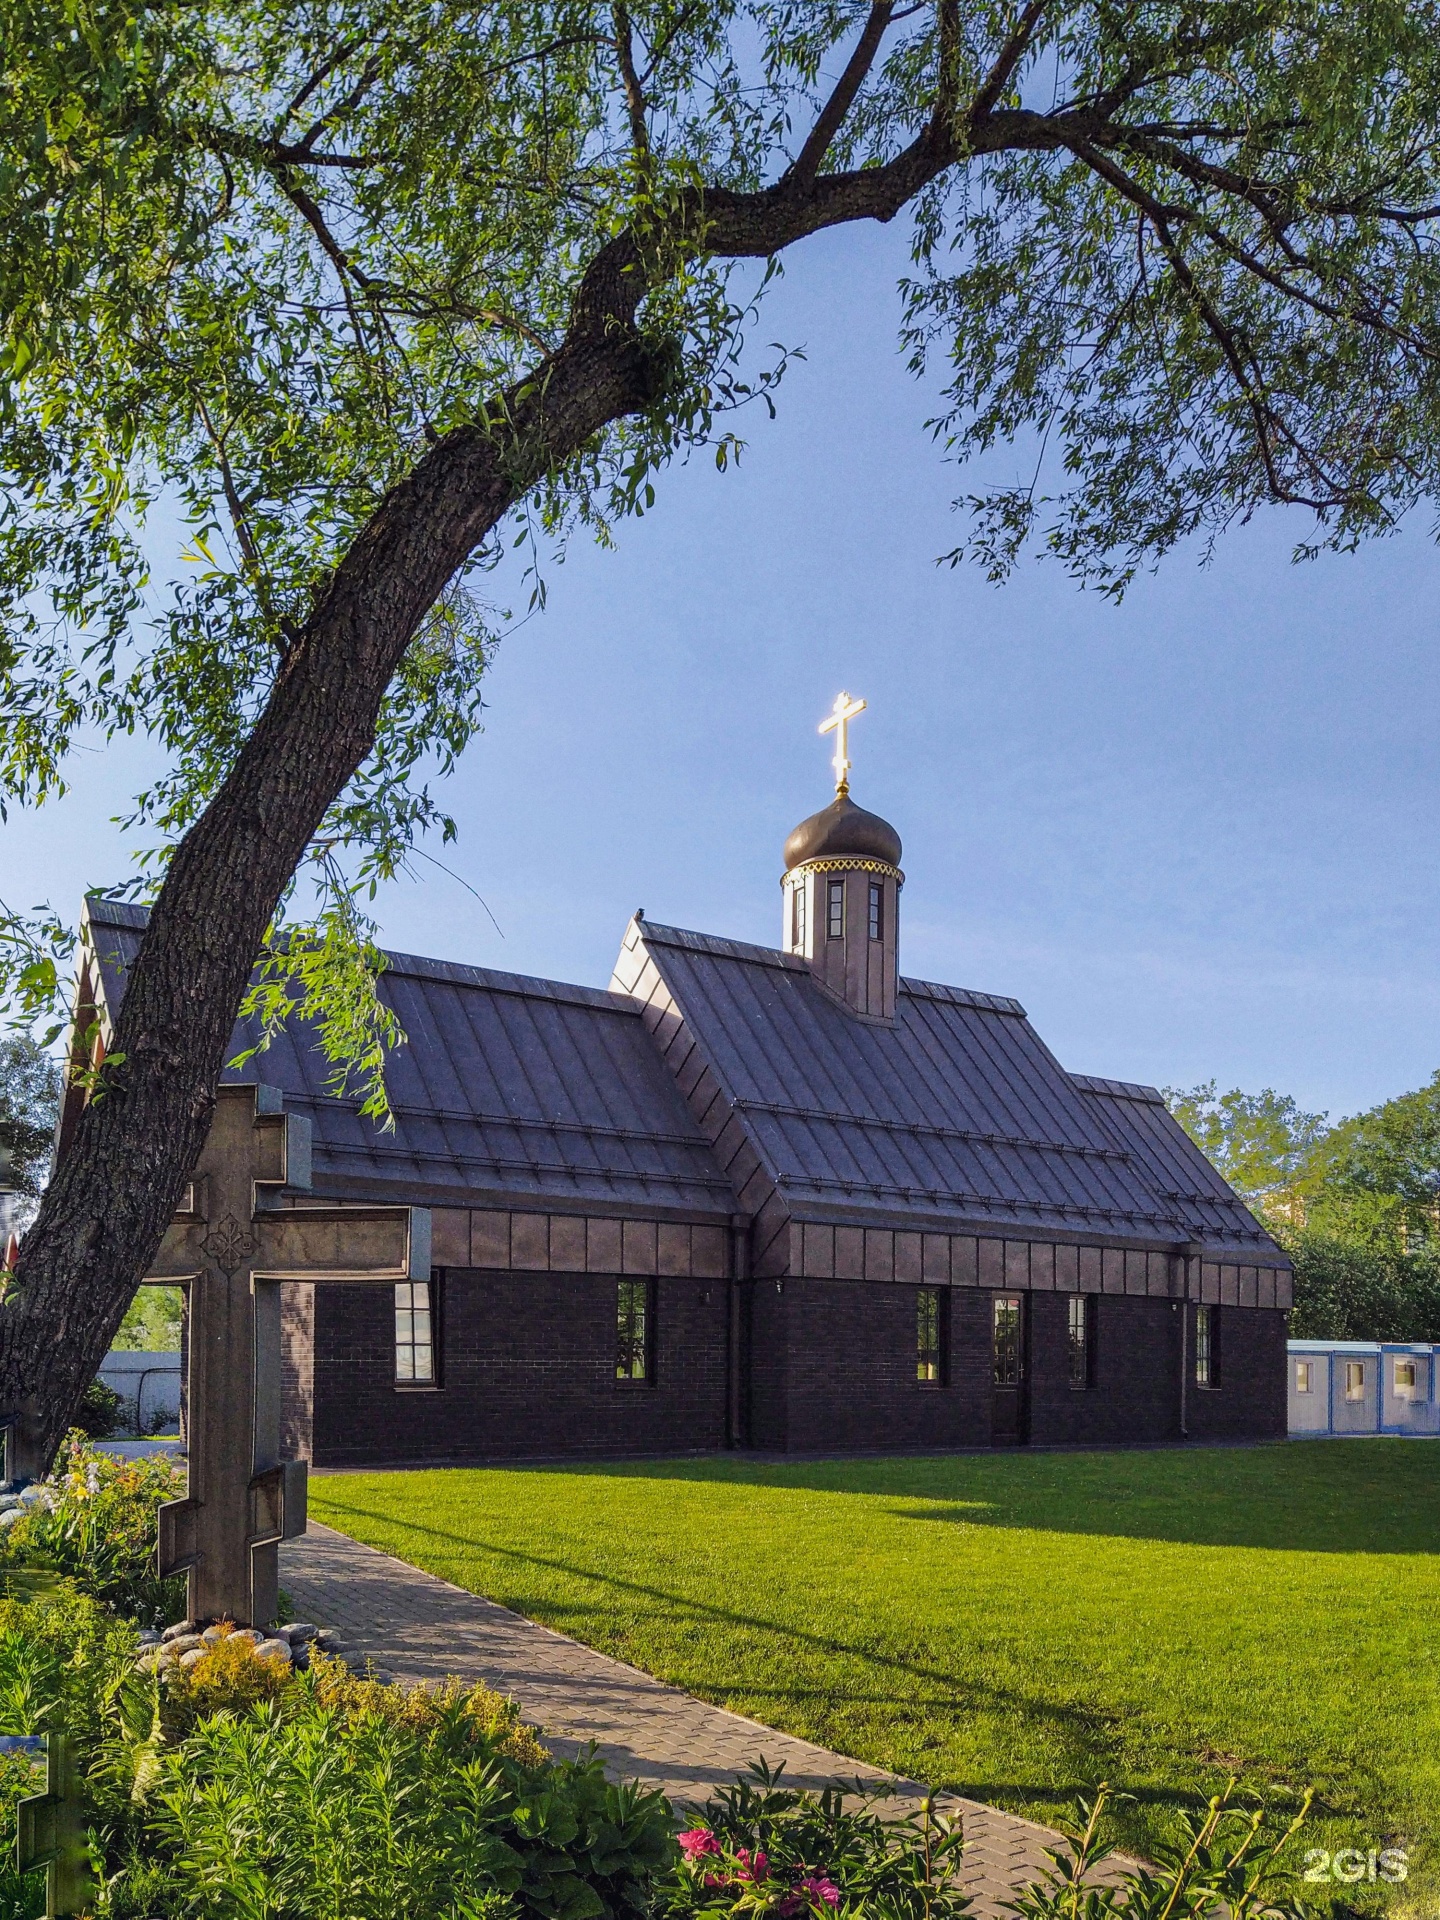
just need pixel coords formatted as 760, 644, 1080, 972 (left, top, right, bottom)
797, 1875, 841, 1909
734, 1848, 770, 1885
678, 1829, 722, 1858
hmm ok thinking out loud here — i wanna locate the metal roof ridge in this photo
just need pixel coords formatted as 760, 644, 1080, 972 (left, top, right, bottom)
897, 976, 1027, 1016
636, 921, 806, 969
1072, 1072, 1166, 1102
84, 895, 636, 1013
84, 895, 150, 930
374, 948, 635, 1010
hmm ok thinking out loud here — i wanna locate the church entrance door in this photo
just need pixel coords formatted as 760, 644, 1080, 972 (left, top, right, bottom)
990, 1293, 1027, 1446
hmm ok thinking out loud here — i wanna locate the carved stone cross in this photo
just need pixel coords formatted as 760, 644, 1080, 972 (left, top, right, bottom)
146, 1083, 430, 1627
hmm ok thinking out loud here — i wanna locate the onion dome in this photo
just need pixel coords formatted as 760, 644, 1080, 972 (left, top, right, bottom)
783, 793, 902, 872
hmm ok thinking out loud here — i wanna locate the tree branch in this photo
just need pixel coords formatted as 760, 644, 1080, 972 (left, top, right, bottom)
612, 3, 649, 156
784, 3, 894, 190
970, 0, 1051, 125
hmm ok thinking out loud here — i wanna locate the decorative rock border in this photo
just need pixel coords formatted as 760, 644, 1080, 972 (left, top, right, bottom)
134, 1618, 372, 1678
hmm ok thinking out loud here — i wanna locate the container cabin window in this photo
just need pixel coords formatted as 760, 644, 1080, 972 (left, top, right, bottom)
868, 882, 883, 942
992, 1295, 1023, 1387
1394, 1358, 1417, 1397
395, 1277, 437, 1386
827, 879, 845, 940
1294, 1360, 1313, 1394
917, 1288, 945, 1384
1068, 1295, 1094, 1389
791, 883, 807, 953
1345, 1359, 1366, 1402
617, 1279, 653, 1386
1194, 1305, 1218, 1388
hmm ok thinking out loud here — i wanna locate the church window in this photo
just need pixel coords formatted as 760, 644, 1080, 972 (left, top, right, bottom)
1195, 1305, 1219, 1388
395, 1277, 437, 1385
1068, 1295, 1094, 1388
827, 878, 844, 939
868, 881, 883, 941
992, 1294, 1023, 1387
792, 882, 807, 952
917, 1287, 945, 1384
617, 1278, 653, 1384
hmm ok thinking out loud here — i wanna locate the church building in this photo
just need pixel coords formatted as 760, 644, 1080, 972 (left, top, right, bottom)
77, 696, 1291, 1461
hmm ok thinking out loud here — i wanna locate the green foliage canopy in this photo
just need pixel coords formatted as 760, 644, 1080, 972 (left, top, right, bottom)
5, 0, 1440, 1097
1161, 1080, 1328, 1215
1166, 1071, 1440, 1339
0, 1036, 60, 1209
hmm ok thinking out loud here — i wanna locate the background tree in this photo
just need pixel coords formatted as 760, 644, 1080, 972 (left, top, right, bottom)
1161, 1082, 1328, 1223
0, 1037, 61, 1227
1167, 1073, 1440, 1339
6, 0, 1440, 1474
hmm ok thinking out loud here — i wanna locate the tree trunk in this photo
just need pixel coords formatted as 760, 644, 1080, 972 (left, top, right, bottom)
0, 123, 965, 1478
0, 253, 660, 1479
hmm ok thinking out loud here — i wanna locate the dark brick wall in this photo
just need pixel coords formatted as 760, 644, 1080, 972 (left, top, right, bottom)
1027, 1293, 1181, 1445
748, 1284, 1288, 1453
311, 1267, 729, 1465
1185, 1303, 1289, 1442
747, 1281, 991, 1452
307, 1269, 1288, 1464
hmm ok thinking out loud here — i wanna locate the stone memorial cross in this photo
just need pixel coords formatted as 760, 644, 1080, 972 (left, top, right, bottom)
146, 1083, 429, 1627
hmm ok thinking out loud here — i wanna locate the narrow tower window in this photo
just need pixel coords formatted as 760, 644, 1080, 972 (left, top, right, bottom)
827, 878, 844, 940
917, 1287, 945, 1384
791, 881, 807, 952
395, 1278, 436, 1385
868, 881, 883, 941
1195, 1305, 1219, 1388
1068, 1295, 1093, 1388
617, 1278, 653, 1384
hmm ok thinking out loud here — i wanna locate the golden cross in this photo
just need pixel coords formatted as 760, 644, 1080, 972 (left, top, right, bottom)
818, 691, 867, 795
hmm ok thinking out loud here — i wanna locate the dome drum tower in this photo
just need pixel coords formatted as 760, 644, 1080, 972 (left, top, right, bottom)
782, 694, 903, 1021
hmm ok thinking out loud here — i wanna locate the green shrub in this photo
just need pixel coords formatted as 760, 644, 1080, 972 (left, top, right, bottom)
1007, 1781, 1316, 1920
656, 1768, 1321, 1920
0, 1746, 47, 1920
659, 1765, 969, 1920
76, 1379, 125, 1439
107, 1682, 673, 1920
0, 1434, 186, 1627
1284, 1228, 1440, 1340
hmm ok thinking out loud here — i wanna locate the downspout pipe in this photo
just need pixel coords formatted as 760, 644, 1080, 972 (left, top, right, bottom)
1179, 1241, 1203, 1440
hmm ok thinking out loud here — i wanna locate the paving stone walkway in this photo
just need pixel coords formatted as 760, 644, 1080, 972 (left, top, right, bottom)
281, 1523, 1129, 1920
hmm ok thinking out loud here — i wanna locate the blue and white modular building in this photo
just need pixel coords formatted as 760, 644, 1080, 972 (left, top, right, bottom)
1288, 1340, 1439, 1436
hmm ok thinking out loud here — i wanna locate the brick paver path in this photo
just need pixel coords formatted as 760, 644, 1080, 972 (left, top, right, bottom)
281, 1523, 1130, 1920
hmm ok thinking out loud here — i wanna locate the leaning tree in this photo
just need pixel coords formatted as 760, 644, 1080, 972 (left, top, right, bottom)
4, 0, 1440, 1474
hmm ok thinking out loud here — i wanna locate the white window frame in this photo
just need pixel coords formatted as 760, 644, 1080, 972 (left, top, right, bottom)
395, 1278, 436, 1386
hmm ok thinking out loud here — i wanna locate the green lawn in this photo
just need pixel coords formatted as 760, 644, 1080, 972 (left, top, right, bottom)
311, 1442, 1438, 1911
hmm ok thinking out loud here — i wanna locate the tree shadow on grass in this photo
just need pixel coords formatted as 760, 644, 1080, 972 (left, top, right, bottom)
447, 1440, 1440, 1556
309, 1496, 1137, 1784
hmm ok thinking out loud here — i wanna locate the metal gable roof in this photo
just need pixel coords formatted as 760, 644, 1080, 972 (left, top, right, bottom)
81, 899, 736, 1219
1069, 1074, 1280, 1260
630, 921, 1287, 1259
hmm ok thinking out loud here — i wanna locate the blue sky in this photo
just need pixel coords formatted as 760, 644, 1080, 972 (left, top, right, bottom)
6, 218, 1440, 1122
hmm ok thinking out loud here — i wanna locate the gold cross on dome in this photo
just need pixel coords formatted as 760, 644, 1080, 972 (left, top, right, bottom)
818, 691, 866, 795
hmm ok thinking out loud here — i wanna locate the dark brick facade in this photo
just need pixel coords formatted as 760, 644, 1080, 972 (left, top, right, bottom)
310, 1267, 731, 1466
303, 1267, 1288, 1464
